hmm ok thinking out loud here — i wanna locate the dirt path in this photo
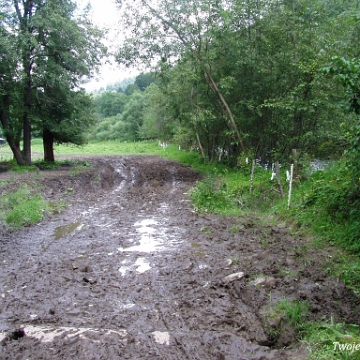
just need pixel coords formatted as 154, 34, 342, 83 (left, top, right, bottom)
0, 156, 359, 359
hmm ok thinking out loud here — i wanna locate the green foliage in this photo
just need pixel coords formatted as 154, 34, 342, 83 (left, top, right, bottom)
94, 91, 128, 118
35, 160, 61, 170
134, 72, 155, 91
304, 320, 360, 360
275, 298, 309, 332
115, 0, 356, 163
91, 91, 147, 141
190, 164, 282, 214
191, 173, 237, 214
0, 0, 106, 164
327, 57, 360, 115
0, 185, 48, 229
283, 161, 360, 254
10, 164, 38, 173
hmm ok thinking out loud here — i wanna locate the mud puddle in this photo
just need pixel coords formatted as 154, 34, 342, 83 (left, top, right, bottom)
1, 156, 359, 359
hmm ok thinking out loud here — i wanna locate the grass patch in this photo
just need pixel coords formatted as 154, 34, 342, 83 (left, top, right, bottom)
265, 298, 360, 359
10, 164, 38, 173
304, 319, 360, 359
0, 185, 48, 229
0, 184, 65, 230
190, 164, 287, 215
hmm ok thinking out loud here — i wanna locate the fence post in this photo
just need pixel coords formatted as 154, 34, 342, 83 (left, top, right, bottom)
287, 164, 294, 210
250, 159, 255, 195
275, 161, 285, 199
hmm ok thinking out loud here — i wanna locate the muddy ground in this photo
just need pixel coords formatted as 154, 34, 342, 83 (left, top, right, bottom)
0, 156, 359, 360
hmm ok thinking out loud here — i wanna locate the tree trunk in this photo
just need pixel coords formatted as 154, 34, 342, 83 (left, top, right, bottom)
22, 67, 32, 166
43, 128, 55, 162
0, 94, 24, 165
201, 64, 246, 153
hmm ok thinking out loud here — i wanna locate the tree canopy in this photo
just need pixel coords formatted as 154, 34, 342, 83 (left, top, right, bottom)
114, 0, 358, 165
0, 0, 106, 164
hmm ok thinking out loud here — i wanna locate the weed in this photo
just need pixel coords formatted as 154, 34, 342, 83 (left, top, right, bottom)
200, 226, 212, 235
0, 180, 8, 188
261, 239, 270, 248
263, 298, 309, 346
276, 298, 309, 330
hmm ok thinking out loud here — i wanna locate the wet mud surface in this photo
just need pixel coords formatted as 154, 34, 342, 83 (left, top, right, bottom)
0, 156, 359, 359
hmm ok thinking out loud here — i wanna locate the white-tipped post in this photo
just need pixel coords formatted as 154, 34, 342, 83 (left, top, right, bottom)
287, 164, 294, 210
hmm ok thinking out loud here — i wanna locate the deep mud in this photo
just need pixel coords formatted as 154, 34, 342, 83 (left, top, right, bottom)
0, 156, 359, 359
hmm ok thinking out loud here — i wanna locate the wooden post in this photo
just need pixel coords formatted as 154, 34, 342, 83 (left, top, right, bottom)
275, 161, 285, 199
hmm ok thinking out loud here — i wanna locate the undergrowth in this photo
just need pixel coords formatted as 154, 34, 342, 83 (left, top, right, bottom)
265, 298, 360, 359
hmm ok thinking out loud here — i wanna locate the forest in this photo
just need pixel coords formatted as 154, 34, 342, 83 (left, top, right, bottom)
89, 0, 359, 167
1, 0, 359, 166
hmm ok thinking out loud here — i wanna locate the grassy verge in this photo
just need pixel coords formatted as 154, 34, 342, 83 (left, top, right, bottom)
263, 297, 360, 359
0, 183, 66, 230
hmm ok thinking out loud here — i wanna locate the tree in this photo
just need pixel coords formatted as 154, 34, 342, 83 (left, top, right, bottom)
0, 2, 25, 164
327, 56, 360, 181
116, 0, 246, 152
1, 0, 105, 164
135, 72, 155, 91
95, 91, 128, 117
114, 0, 358, 163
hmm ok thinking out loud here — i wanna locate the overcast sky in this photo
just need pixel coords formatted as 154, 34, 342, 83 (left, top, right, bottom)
76, 0, 138, 91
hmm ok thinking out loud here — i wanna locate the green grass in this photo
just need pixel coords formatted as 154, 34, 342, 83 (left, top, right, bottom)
0, 184, 65, 230
190, 163, 288, 215
0, 184, 47, 229
264, 298, 360, 359
304, 319, 360, 359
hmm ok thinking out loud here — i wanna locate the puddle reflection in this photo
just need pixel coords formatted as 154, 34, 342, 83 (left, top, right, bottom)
54, 221, 85, 240
118, 218, 181, 253
119, 257, 151, 276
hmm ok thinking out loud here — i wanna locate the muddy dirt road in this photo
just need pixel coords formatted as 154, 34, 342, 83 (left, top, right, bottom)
0, 156, 359, 359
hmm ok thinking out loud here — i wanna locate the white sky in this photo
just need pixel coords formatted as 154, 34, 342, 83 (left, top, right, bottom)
76, 0, 139, 92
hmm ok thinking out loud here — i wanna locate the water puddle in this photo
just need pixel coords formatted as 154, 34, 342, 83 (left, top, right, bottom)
3, 325, 127, 344
115, 301, 136, 310
198, 263, 209, 270
119, 257, 151, 276
118, 219, 162, 253
152, 331, 170, 345
135, 257, 151, 273
118, 218, 182, 253
192, 243, 201, 248
54, 221, 85, 240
